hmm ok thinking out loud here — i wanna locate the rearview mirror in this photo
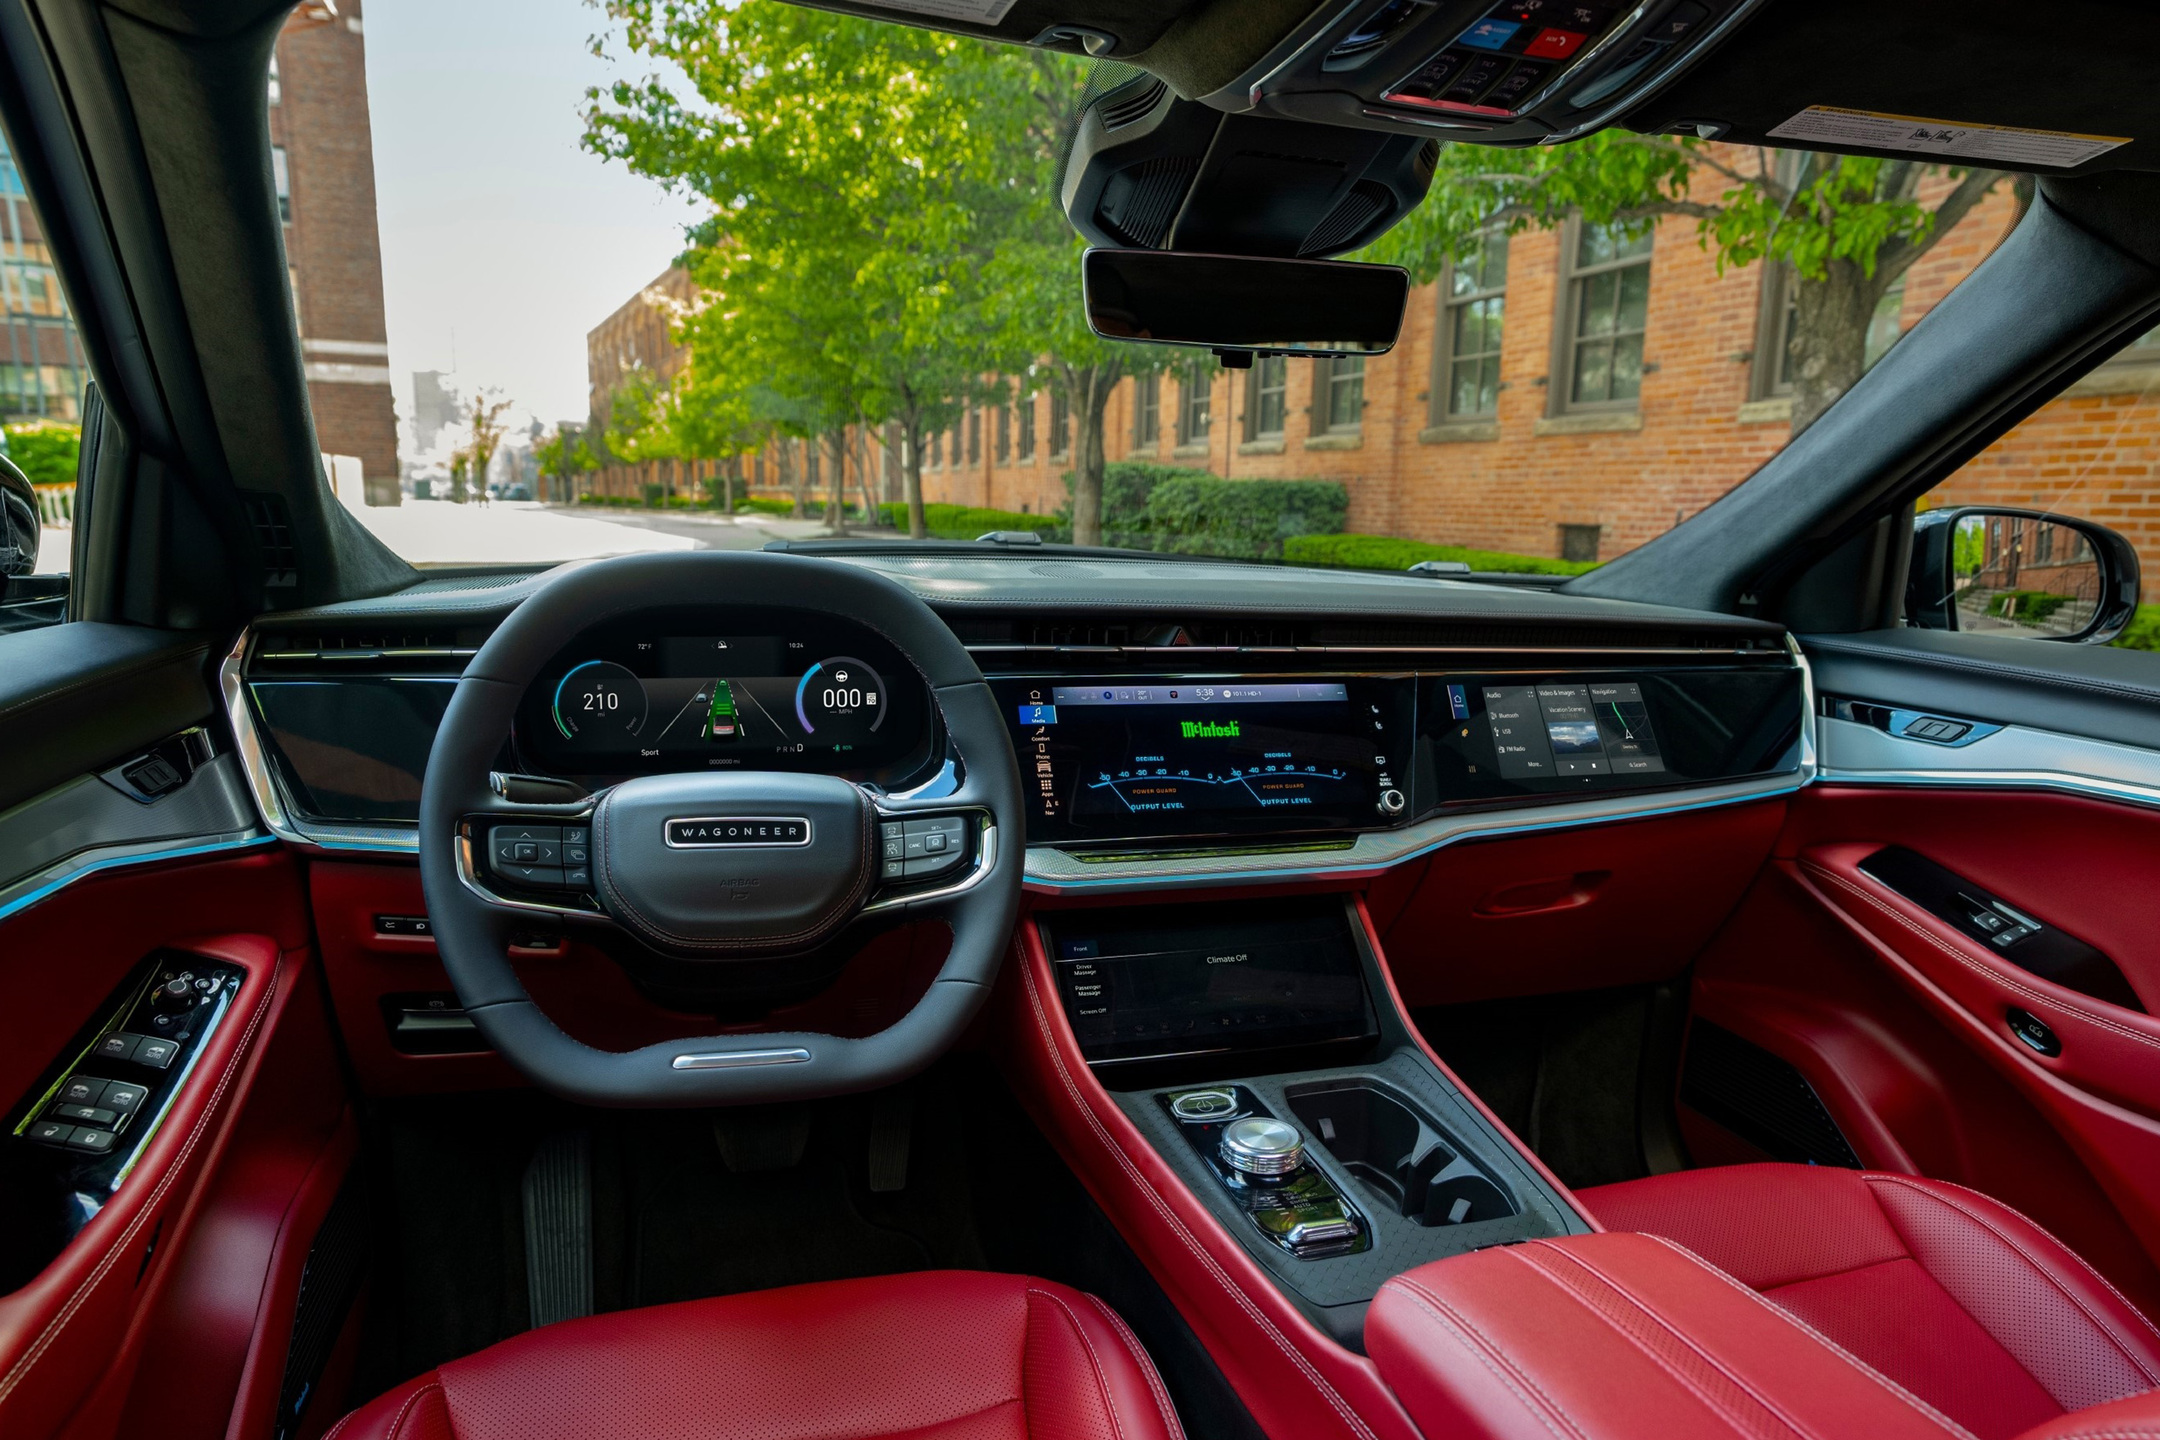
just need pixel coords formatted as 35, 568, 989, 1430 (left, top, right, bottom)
1907, 506, 2141, 643
1082, 248, 1409, 358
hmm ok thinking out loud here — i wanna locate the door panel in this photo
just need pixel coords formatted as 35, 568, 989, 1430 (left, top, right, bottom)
1685, 784, 2160, 1315
0, 850, 315, 1440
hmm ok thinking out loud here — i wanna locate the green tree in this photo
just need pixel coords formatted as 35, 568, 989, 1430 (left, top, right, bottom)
587, 1, 1013, 540
1365, 135, 2017, 432
534, 424, 598, 504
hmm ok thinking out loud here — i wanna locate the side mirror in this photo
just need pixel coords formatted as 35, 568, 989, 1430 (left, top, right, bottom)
1907, 506, 2141, 643
0, 455, 40, 580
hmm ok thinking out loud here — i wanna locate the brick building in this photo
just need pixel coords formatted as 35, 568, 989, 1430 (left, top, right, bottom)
0, 134, 88, 424
893, 158, 2160, 576
271, 0, 400, 505
585, 265, 704, 500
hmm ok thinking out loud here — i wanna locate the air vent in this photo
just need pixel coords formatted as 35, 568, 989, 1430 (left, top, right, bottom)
243, 492, 301, 589
250, 626, 479, 674
1680, 1022, 1861, 1168
1097, 157, 1198, 249
1098, 77, 1167, 129
1301, 180, 1391, 256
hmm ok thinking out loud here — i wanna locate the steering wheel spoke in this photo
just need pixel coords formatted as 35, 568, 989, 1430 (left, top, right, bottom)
455, 807, 608, 920
862, 798, 1000, 915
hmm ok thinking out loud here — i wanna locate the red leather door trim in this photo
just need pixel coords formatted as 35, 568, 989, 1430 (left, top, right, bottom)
0, 928, 298, 1440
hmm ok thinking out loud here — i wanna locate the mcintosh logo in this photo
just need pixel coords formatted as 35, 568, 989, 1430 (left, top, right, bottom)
1180, 719, 1239, 739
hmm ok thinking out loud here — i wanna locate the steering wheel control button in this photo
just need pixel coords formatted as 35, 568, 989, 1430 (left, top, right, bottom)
897, 816, 969, 878
1170, 1089, 1243, 1123
1220, 1116, 1307, 1177
129, 1037, 180, 1069
490, 825, 563, 869
59, 1076, 108, 1107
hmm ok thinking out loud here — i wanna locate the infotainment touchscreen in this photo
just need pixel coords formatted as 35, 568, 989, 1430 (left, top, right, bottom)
991, 675, 1411, 844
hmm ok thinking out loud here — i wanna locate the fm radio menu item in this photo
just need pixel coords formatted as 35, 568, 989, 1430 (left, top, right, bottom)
1047, 900, 1378, 1064
1481, 681, 1664, 778
994, 675, 1410, 844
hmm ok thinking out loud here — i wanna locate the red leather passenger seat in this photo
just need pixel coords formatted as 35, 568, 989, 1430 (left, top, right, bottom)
1578, 1164, 2160, 1440
328, 1270, 1184, 1440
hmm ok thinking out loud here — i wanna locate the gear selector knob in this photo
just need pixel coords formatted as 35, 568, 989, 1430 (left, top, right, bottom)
1220, 1116, 1306, 1178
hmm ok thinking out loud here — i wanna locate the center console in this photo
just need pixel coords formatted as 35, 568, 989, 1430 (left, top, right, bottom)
1039, 895, 1588, 1346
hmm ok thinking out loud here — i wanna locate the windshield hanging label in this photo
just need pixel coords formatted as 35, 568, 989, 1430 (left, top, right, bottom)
844, 0, 1018, 22
1768, 107, 2130, 169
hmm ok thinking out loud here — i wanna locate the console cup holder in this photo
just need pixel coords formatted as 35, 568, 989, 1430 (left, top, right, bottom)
1285, 1081, 1518, 1227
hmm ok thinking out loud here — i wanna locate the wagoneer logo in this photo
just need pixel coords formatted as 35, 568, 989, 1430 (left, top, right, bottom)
664, 817, 812, 848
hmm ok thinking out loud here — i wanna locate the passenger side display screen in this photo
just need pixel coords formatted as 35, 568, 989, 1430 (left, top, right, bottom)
1480, 681, 1665, 779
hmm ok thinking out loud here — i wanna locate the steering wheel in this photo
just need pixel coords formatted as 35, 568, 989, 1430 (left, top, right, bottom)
416, 550, 1024, 1106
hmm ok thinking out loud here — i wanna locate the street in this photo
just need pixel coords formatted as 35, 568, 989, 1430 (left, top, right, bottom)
335, 499, 883, 568
544, 505, 850, 551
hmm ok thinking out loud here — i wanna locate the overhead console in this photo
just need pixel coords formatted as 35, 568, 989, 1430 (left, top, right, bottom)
1230, 0, 1758, 143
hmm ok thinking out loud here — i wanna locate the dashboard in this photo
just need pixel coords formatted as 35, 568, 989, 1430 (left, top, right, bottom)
234, 551, 1809, 884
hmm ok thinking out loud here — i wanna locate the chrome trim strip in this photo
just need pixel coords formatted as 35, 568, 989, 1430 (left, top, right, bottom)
223, 628, 426, 854
1022, 771, 1807, 892
1818, 715, 2160, 811
0, 832, 274, 925
672, 1047, 812, 1070
965, 644, 1768, 657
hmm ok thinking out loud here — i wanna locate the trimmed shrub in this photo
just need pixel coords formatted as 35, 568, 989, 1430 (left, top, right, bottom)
878, 501, 1065, 541
1144, 477, 1347, 559
3, 422, 81, 489
1283, 533, 1600, 577
2111, 603, 2160, 651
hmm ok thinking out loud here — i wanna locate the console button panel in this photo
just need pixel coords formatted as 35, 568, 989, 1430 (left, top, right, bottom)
1159, 1085, 1368, 1259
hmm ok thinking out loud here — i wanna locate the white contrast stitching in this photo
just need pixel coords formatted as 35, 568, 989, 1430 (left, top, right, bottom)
1084, 1292, 1186, 1440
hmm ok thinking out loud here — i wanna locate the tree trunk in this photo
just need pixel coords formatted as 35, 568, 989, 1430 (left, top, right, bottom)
903, 419, 927, 539
1068, 365, 1118, 548
721, 457, 737, 514
825, 431, 849, 534
785, 439, 808, 518
1788, 257, 1890, 435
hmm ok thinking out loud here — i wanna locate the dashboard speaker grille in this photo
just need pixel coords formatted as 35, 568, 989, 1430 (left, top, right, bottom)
1679, 1021, 1860, 1169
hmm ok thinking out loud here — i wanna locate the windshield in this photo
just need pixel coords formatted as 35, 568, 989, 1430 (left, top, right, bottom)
117, 0, 2136, 590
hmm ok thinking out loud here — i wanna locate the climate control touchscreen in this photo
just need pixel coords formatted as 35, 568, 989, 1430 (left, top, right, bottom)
993, 675, 1412, 844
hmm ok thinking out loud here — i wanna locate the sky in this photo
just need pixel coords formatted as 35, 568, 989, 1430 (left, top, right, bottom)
362, 0, 705, 451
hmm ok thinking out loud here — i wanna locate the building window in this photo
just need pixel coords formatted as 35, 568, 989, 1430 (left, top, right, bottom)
967, 408, 980, 463
268, 48, 281, 105
995, 402, 1010, 462
1017, 394, 1036, 459
1558, 219, 1652, 410
929, 431, 941, 468
272, 144, 292, 224
754, 453, 765, 486
949, 422, 962, 465
1244, 356, 1287, 439
1317, 355, 1365, 433
1050, 388, 1071, 458
1559, 523, 1602, 563
1177, 364, 1211, 444
1436, 231, 1508, 421
1132, 372, 1159, 448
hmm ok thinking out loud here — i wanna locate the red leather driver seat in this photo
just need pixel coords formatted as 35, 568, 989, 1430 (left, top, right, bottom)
1577, 1163, 2160, 1440
327, 1270, 1184, 1440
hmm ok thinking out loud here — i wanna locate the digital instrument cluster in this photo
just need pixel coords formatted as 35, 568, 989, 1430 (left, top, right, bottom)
516, 613, 934, 784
